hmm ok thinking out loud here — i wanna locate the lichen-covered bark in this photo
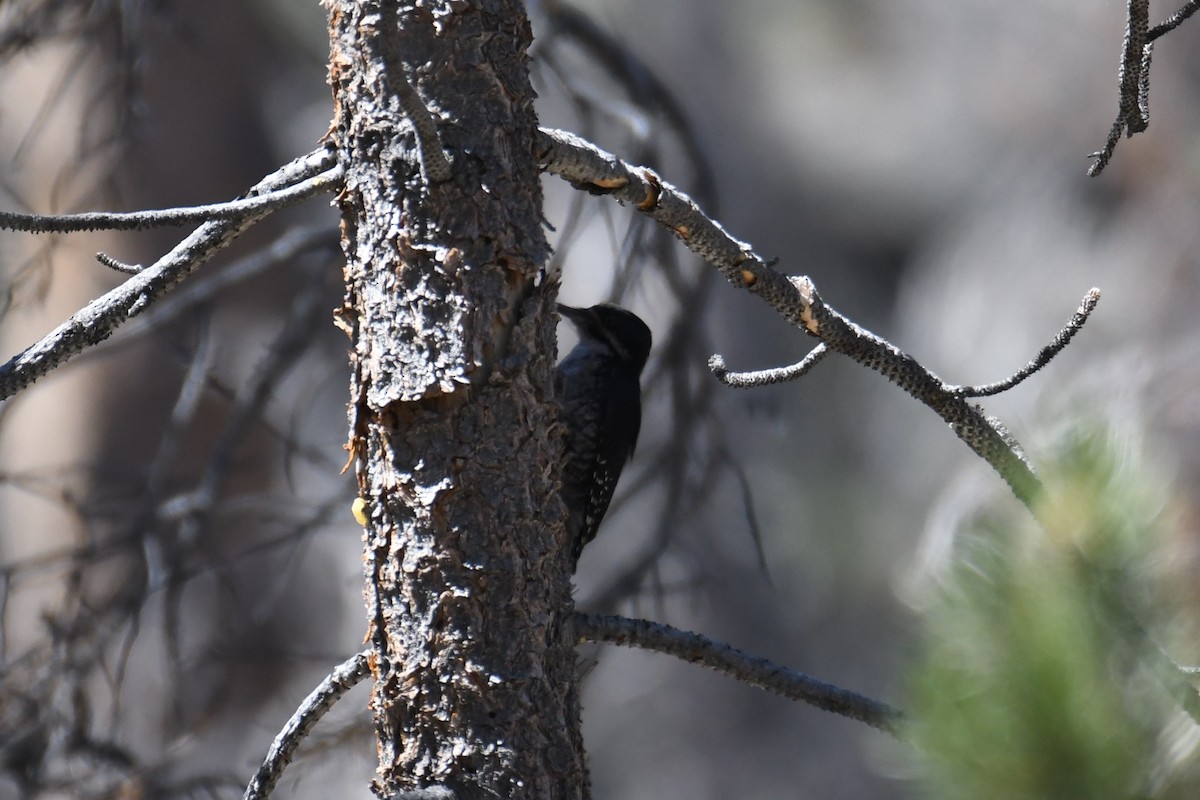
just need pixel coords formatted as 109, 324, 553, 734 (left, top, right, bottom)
324, 2, 586, 797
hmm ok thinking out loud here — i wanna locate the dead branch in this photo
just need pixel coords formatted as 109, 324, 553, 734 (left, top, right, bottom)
537, 127, 1075, 506
0, 147, 338, 400
573, 612, 903, 736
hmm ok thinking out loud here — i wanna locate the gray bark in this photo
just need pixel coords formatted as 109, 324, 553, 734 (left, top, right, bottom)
325, 2, 587, 798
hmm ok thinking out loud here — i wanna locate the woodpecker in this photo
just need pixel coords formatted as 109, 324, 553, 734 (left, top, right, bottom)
555, 303, 652, 567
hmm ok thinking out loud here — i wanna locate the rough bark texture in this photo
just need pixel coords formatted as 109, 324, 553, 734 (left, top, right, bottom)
324, 2, 586, 798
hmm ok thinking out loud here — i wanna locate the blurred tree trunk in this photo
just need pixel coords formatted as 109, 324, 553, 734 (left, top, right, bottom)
325, 2, 587, 798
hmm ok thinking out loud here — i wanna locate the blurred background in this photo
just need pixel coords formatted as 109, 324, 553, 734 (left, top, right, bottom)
0, 1, 1198, 798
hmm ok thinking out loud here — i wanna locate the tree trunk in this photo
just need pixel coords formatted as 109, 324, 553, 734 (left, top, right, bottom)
325, 2, 587, 798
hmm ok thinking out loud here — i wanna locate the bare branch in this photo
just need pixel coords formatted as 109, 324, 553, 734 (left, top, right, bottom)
1149, 0, 1200, 40
798, 279, 1042, 502
0, 147, 338, 401
243, 650, 371, 800
1090, 0, 1199, 175
100, 224, 340, 349
720, 443, 771, 581
0, 165, 343, 233
537, 128, 752, 280
174, 271, 329, 546
708, 343, 829, 388
538, 0, 719, 211
952, 288, 1101, 397
96, 251, 142, 274
1089, 0, 1151, 177
538, 128, 1049, 505
573, 613, 903, 736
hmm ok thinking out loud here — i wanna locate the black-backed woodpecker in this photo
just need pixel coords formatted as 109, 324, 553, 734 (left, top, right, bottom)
555, 303, 652, 567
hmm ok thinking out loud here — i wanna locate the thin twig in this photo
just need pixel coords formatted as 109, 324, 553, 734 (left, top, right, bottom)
0, 166, 343, 233
176, 271, 328, 547
1092, 0, 1200, 175
1089, 0, 1149, 176
951, 288, 1101, 398
0, 147, 339, 401
1148, 0, 1200, 39
538, 128, 1047, 505
539, 0, 719, 212
95, 251, 142, 273
1086, 0, 1200, 175
573, 613, 903, 735
243, 650, 372, 800
100, 224, 340, 350
708, 344, 829, 388
720, 443, 771, 582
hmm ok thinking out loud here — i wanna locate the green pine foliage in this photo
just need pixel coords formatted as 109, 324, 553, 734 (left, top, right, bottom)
902, 428, 1200, 799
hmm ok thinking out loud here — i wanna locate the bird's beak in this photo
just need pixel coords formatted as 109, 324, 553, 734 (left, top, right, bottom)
556, 303, 587, 324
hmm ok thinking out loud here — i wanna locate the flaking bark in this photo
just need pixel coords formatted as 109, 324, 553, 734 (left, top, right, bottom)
324, 2, 587, 797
